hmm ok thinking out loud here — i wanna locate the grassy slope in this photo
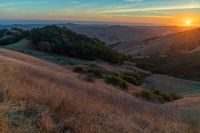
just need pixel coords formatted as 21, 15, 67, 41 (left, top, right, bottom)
167, 94, 200, 131
0, 48, 199, 133
134, 54, 200, 82
142, 74, 200, 95
4, 40, 200, 95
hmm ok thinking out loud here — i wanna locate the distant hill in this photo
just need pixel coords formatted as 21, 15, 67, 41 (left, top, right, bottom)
0, 23, 183, 44
113, 28, 200, 56
65, 24, 183, 44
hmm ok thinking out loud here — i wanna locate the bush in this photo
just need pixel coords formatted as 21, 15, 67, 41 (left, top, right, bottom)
82, 73, 96, 82
135, 89, 181, 103
0, 91, 4, 102
119, 72, 146, 85
73, 65, 109, 82
73, 65, 88, 74
87, 65, 110, 78
105, 75, 128, 90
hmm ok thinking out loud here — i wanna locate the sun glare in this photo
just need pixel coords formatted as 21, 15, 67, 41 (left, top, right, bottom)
185, 19, 192, 26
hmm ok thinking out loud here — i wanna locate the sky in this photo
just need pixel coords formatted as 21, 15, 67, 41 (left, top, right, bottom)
0, 0, 200, 26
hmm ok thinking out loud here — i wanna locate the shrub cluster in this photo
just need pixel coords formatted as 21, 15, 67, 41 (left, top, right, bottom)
105, 75, 128, 90
119, 72, 145, 85
135, 89, 181, 103
73, 65, 146, 90
0, 28, 25, 46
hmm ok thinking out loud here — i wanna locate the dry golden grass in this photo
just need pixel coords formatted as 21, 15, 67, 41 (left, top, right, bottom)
0, 48, 199, 133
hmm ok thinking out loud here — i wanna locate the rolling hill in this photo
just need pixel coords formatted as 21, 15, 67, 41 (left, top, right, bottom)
133, 53, 200, 82
65, 24, 183, 44
0, 24, 183, 44
1, 48, 200, 133
113, 28, 200, 56
0, 25, 124, 64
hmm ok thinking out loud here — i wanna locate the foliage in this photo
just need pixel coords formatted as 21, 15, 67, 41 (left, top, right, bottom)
27, 25, 124, 64
105, 75, 128, 90
135, 89, 181, 103
73, 65, 146, 89
119, 72, 146, 85
0, 28, 25, 46
73, 65, 89, 74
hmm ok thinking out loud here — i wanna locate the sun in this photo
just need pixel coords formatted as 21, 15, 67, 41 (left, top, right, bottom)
185, 19, 192, 26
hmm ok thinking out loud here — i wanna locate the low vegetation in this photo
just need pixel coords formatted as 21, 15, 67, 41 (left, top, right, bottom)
135, 89, 181, 103
119, 72, 146, 85
73, 64, 146, 90
105, 75, 128, 90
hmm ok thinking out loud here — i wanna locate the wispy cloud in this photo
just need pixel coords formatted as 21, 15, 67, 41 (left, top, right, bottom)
101, 4, 200, 14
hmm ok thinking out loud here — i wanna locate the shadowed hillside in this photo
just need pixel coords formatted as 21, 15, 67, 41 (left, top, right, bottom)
133, 53, 200, 81
113, 28, 200, 56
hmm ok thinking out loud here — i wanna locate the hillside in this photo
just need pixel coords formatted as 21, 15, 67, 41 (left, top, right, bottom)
113, 28, 200, 56
1, 48, 200, 133
0, 24, 183, 44
0, 25, 124, 64
133, 53, 200, 81
65, 24, 183, 44
142, 74, 200, 95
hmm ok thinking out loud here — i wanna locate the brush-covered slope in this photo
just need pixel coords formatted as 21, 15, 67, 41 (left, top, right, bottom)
113, 28, 200, 56
1, 25, 124, 64
0, 48, 198, 133
0, 28, 25, 46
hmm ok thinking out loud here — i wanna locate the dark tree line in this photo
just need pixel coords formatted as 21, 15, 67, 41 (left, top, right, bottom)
27, 25, 124, 64
0, 28, 25, 46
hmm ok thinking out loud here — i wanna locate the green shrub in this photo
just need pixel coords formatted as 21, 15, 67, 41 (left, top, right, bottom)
82, 73, 96, 82
0, 91, 4, 102
73, 65, 88, 73
105, 75, 128, 90
118, 72, 146, 85
87, 66, 105, 78
135, 89, 181, 103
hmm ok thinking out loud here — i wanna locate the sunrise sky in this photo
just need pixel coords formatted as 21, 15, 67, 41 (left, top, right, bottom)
0, 0, 200, 26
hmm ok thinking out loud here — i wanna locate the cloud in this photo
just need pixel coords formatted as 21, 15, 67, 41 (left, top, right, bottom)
101, 4, 200, 14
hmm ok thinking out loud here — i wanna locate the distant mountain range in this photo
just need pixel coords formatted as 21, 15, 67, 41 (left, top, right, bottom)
0, 23, 183, 44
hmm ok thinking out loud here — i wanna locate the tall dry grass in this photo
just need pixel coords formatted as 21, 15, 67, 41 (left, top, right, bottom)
0, 48, 198, 133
